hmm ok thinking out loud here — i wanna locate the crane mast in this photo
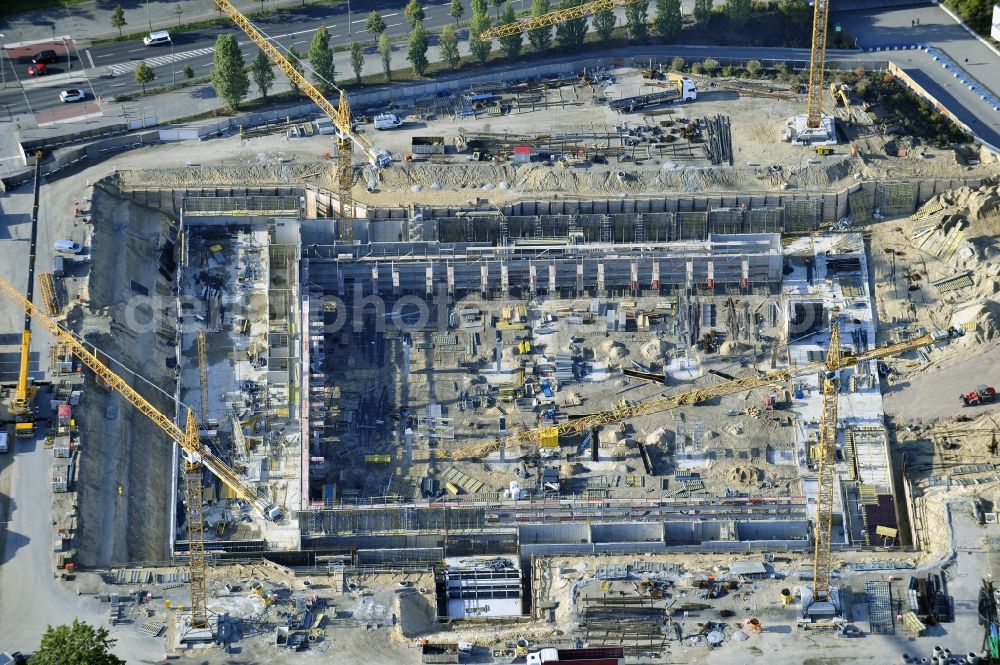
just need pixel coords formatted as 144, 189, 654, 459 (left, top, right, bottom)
811, 323, 841, 611
805, 0, 831, 128
10, 152, 43, 423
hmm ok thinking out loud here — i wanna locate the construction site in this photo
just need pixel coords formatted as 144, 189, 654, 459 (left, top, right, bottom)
3, 0, 1000, 664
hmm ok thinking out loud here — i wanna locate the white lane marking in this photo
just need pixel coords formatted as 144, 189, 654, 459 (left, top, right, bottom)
105, 46, 214, 75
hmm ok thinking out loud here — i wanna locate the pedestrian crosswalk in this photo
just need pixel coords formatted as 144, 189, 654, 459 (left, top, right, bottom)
105, 46, 214, 76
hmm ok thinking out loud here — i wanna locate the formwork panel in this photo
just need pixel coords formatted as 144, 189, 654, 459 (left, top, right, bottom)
518, 523, 591, 545
676, 212, 708, 240
876, 181, 916, 216
591, 522, 663, 544
782, 200, 820, 233
708, 208, 744, 235
747, 208, 782, 234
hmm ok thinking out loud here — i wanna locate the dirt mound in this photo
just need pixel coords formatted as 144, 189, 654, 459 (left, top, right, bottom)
920, 183, 1000, 221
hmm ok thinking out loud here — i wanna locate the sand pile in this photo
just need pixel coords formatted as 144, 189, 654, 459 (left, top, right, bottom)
641, 338, 667, 360
645, 427, 668, 446
719, 340, 749, 356
598, 429, 624, 445
559, 390, 582, 407
950, 299, 1000, 343
112, 159, 332, 188
920, 183, 1000, 221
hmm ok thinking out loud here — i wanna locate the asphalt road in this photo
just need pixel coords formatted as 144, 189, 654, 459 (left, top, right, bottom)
0, 0, 479, 116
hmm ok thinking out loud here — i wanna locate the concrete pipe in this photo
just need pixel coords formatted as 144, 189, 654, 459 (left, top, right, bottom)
616, 171, 627, 183
968, 653, 980, 665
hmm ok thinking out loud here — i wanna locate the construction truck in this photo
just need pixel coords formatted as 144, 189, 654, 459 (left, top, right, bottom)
961, 385, 997, 406
526, 647, 624, 665
608, 78, 697, 113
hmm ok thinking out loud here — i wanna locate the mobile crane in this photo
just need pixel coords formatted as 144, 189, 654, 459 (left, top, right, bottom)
8, 152, 43, 439
211, 0, 391, 242
0, 275, 282, 631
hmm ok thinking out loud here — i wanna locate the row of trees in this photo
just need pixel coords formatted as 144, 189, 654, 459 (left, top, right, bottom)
127, 0, 766, 110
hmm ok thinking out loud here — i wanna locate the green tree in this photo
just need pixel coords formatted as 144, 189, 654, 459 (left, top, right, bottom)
470, 0, 492, 64
726, 0, 751, 30
694, 0, 712, 24
450, 0, 465, 23
405, 0, 425, 27
287, 45, 304, 96
746, 59, 762, 76
110, 4, 126, 38
440, 23, 461, 69
555, 0, 587, 50
527, 0, 552, 52
211, 33, 250, 112
308, 25, 336, 92
33, 620, 125, 665
670, 56, 685, 71
182, 64, 194, 78
133, 61, 154, 94
407, 22, 430, 75
653, 0, 680, 41
702, 57, 719, 74
378, 32, 393, 81
498, 3, 523, 58
626, 0, 649, 40
365, 11, 387, 36
249, 50, 275, 100
350, 41, 364, 85
593, 8, 616, 41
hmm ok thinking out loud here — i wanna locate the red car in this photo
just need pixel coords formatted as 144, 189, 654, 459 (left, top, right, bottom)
28, 62, 48, 77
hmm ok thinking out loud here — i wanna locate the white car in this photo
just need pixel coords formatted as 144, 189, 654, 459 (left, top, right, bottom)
59, 89, 85, 103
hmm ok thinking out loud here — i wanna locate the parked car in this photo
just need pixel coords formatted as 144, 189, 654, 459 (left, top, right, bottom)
143, 30, 171, 46
59, 89, 86, 103
54, 239, 82, 254
32, 49, 58, 64
27, 62, 47, 77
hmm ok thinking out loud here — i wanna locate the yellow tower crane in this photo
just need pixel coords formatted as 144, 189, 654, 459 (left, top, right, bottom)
0, 275, 283, 631
481, 0, 644, 40
212, 0, 391, 242
809, 322, 841, 617
805, 0, 832, 130
448, 324, 965, 462
9, 152, 44, 439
